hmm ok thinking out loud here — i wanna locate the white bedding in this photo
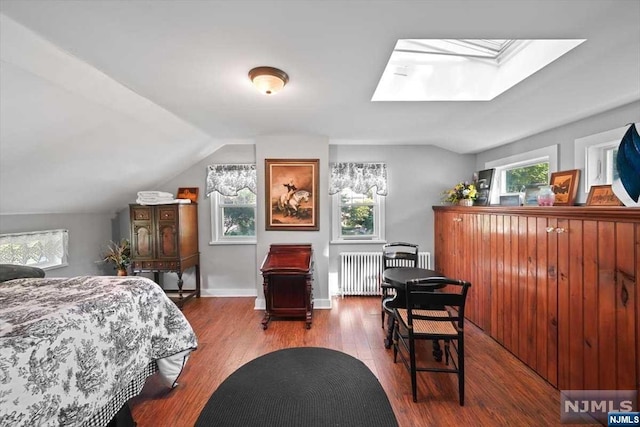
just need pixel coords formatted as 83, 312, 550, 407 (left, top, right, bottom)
0, 275, 198, 426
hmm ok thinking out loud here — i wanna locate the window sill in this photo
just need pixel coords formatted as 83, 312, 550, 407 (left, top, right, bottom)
209, 240, 257, 246
330, 239, 386, 245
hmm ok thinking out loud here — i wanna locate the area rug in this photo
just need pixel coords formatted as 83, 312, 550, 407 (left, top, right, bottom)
195, 347, 399, 427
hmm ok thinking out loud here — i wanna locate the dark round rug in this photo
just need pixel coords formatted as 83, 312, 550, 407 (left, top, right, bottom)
195, 347, 399, 427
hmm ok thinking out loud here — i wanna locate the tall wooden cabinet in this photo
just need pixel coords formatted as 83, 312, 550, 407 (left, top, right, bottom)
130, 203, 200, 308
434, 205, 639, 394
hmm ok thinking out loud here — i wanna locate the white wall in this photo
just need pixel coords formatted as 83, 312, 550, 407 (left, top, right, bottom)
475, 101, 640, 204
114, 140, 474, 301
255, 134, 331, 309
0, 212, 114, 277
328, 144, 475, 293
115, 144, 257, 296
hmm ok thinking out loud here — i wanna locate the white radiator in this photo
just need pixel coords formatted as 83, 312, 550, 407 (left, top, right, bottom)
339, 252, 431, 296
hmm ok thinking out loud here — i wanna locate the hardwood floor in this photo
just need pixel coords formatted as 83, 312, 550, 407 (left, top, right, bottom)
130, 297, 598, 427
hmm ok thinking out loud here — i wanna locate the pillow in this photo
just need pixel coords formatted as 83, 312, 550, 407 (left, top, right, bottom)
0, 264, 45, 283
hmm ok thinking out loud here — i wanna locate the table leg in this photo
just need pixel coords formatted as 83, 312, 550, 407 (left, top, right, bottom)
384, 314, 395, 349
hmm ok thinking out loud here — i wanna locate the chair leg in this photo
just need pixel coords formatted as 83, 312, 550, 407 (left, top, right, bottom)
409, 335, 417, 402
392, 321, 399, 362
458, 337, 465, 406
381, 309, 385, 328
444, 339, 450, 365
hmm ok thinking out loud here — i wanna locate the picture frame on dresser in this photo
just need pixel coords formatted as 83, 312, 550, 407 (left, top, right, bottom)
474, 168, 495, 206
586, 184, 624, 206
550, 169, 580, 206
265, 158, 319, 231
177, 187, 198, 202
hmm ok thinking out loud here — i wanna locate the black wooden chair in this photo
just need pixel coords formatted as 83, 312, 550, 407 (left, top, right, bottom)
393, 277, 471, 404
380, 242, 418, 348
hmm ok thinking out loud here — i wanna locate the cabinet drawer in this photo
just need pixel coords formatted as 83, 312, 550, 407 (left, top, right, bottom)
155, 261, 179, 270
132, 207, 151, 220
158, 207, 176, 220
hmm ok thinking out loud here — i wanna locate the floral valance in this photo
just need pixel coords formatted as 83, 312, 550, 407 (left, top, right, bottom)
206, 164, 257, 197
329, 162, 388, 196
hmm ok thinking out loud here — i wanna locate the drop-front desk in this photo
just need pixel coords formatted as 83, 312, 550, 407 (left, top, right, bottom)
260, 244, 314, 329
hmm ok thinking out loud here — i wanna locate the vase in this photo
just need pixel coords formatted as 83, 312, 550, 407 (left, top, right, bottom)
537, 185, 556, 206
117, 269, 128, 276
458, 199, 473, 207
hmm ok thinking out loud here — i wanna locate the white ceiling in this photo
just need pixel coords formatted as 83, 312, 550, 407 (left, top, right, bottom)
1, 0, 639, 215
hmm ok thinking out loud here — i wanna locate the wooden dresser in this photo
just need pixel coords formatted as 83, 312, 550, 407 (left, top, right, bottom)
433, 205, 639, 395
260, 244, 314, 329
129, 203, 201, 308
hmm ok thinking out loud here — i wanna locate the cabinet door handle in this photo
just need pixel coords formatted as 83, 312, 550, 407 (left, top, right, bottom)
546, 227, 567, 233
453, 218, 463, 222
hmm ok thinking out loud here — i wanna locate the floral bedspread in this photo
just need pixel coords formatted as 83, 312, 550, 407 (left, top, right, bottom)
0, 276, 198, 426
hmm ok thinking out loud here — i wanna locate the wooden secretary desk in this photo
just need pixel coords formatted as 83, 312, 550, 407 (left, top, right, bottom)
260, 244, 314, 329
129, 203, 201, 308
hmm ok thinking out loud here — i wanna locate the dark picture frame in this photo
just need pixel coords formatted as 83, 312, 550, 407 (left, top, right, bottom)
177, 187, 198, 202
474, 168, 495, 206
265, 159, 319, 231
550, 169, 580, 206
586, 184, 623, 206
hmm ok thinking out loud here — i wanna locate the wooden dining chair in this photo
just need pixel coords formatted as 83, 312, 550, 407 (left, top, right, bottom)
393, 277, 471, 404
380, 242, 418, 348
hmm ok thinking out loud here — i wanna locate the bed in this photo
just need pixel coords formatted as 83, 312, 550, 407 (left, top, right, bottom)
0, 275, 198, 426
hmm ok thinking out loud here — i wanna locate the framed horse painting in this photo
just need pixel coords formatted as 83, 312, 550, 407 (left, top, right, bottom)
265, 159, 319, 231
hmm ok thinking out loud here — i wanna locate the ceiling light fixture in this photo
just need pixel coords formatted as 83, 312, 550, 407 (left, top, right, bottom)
248, 66, 289, 95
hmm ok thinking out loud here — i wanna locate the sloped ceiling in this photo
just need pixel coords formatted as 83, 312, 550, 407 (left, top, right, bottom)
0, 0, 639, 215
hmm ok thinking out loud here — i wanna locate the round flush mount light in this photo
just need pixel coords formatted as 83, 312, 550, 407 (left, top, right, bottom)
248, 66, 289, 95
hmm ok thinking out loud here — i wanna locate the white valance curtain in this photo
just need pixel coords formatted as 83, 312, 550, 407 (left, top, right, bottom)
329, 162, 388, 196
206, 164, 257, 197
0, 229, 69, 269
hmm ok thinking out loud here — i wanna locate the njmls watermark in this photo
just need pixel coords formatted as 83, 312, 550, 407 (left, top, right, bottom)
560, 390, 638, 424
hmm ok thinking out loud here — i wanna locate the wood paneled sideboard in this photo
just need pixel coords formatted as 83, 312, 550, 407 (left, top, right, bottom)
129, 203, 201, 308
260, 244, 314, 330
433, 205, 639, 394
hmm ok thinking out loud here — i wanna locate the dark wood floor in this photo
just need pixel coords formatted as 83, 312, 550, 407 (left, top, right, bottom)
130, 296, 598, 427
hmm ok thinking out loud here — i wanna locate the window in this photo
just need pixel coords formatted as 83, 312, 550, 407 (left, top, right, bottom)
206, 163, 257, 244
574, 126, 627, 199
0, 229, 69, 270
332, 188, 385, 242
329, 162, 387, 243
485, 145, 558, 204
211, 188, 256, 243
501, 161, 550, 194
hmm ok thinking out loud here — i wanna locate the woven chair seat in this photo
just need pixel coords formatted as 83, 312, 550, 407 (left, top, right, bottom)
397, 309, 458, 336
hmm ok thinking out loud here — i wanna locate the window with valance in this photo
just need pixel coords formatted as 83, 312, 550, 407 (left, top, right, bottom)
206, 164, 257, 243
329, 162, 388, 196
329, 162, 387, 243
206, 164, 257, 197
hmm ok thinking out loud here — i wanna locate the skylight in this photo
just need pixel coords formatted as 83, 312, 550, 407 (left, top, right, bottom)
372, 39, 586, 101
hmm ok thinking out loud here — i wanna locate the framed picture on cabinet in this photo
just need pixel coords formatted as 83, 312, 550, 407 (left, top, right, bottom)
550, 169, 580, 206
177, 187, 198, 202
586, 184, 623, 206
265, 159, 319, 231
474, 168, 495, 206
523, 184, 543, 206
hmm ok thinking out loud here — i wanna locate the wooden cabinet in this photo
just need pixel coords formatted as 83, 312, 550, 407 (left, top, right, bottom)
130, 203, 200, 308
434, 205, 639, 393
260, 244, 314, 329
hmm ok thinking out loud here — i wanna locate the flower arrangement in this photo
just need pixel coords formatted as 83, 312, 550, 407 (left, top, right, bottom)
442, 181, 478, 203
102, 239, 131, 272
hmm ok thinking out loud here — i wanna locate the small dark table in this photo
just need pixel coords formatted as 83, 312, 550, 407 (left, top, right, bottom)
260, 244, 314, 330
382, 267, 445, 358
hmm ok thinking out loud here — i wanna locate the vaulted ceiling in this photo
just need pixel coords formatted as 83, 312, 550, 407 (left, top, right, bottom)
1, 1, 639, 215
